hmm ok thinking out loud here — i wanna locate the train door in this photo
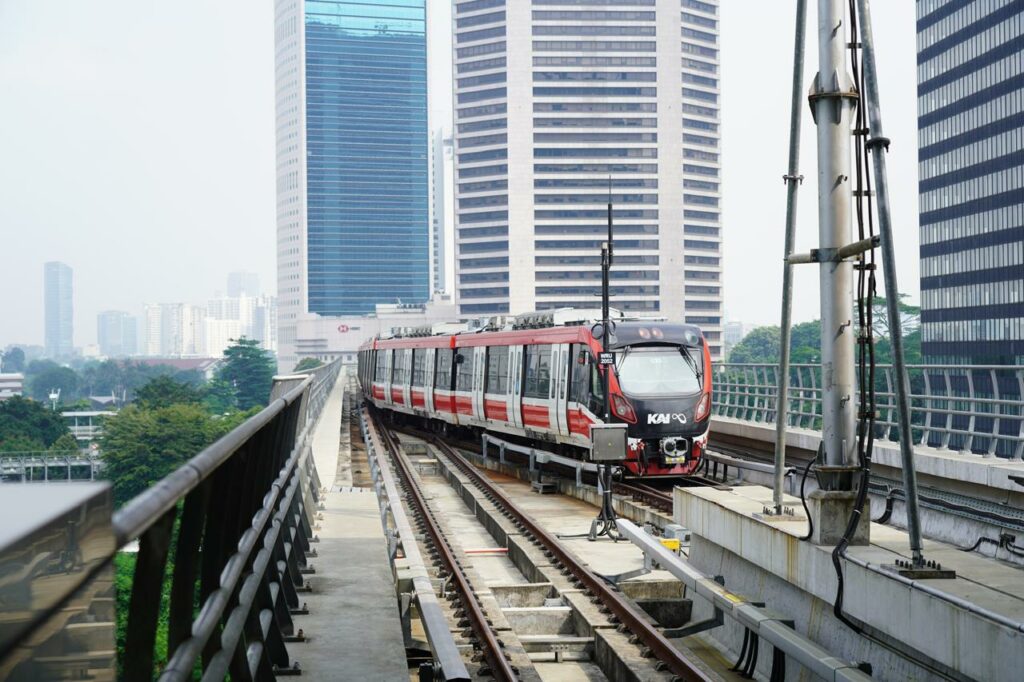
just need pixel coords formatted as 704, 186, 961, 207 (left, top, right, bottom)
424, 348, 436, 413
508, 345, 523, 429
552, 343, 571, 436
472, 346, 486, 422
402, 349, 412, 407
382, 349, 393, 406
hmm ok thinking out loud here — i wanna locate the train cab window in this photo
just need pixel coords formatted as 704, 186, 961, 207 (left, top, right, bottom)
374, 350, 387, 382
455, 349, 474, 391
524, 345, 552, 399
570, 344, 589, 403
435, 349, 454, 390
486, 346, 509, 394
411, 350, 426, 387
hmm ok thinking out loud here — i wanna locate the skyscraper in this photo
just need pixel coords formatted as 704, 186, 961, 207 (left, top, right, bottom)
43, 261, 73, 358
430, 127, 454, 295
275, 0, 430, 369
452, 0, 723, 357
96, 311, 138, 357
917, 1, 1024, 364
227, 272, 261, 298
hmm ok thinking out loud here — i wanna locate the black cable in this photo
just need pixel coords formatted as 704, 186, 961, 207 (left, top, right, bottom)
798, 456, 815, 541
743, 633, 760, 678
731, 628, 750, 672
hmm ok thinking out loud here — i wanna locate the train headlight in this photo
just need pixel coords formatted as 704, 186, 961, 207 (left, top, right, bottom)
695, 393, 711, 422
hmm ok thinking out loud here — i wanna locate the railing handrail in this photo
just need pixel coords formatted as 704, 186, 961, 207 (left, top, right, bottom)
717, 362, 1023, 372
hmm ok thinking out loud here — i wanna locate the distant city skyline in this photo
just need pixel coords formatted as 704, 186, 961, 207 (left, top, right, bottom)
1, 1, 922, 348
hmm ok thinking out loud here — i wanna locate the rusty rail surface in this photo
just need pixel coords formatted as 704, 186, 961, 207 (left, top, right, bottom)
425, 435, 715, 682
368, 411, 518, 681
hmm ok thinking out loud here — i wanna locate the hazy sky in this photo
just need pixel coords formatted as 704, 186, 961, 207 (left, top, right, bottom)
0, 1, 919, 348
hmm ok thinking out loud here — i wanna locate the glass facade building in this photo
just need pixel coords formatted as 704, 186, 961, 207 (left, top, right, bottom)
453, 0, 723, 357
275, 0, 429, 367
43, 261, 73, 359
916, 0, 1024, 363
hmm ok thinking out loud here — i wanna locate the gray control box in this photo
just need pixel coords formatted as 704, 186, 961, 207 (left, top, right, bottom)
589, 423, 628, 462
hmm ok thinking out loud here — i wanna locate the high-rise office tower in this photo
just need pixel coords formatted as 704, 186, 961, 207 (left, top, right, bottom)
275, 0, 431, 370
227, 272, 261, 298
142, 303, 206, 357
430, 127, 454, 295
917, 1, 1023, 364
96, 311, 138, 357
43, 261, 74, 358
452, 0, 723, 357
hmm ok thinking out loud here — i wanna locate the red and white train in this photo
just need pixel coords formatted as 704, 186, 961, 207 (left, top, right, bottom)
357, 310, 712, 477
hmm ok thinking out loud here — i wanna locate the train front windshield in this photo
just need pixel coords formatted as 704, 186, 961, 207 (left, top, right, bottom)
615, 346, 702, 396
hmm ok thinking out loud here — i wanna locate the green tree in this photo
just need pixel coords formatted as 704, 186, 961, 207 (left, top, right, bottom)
293, 357, 323, 372
202, 378, 238, 414
134, 376, 204, 410
2, 346, 26, 372
217, 338, 276, 410
49, 432, 80, 453
728, 326, 780, 363
25, 360, 81, 403
870, 294, 921, 341
0, 396, 72, 451
101, 403, 248, 506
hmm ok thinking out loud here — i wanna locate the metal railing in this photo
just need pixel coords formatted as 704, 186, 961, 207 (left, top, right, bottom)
713, 363, 1024, 460
0, 450, 102, 481
111, 359, 341, 679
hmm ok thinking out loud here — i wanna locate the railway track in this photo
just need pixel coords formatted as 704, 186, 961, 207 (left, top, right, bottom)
366, 407, 719, 682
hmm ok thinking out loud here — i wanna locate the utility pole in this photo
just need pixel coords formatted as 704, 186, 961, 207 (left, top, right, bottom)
804, 0, 868, 544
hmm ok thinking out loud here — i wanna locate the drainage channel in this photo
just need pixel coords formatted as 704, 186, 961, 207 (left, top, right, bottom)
370, 409, 730, 681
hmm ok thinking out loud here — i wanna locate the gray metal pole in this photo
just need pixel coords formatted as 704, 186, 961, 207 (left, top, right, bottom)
812, 0, 858, 485
855, 0, 925, 565
773, 0, 808, 512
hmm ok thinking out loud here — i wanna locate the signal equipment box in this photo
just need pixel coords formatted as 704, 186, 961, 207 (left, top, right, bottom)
588, 423, 628, 462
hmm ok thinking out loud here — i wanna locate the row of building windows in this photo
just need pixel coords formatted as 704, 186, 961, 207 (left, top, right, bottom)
461, 256, 509, 269
459, 117, 507, 133
534, 25, 656, 36
458, 71, 507, 88
458, 56, 507, 73
532, 10, 655, 21
920, 157, 1024, 212
918, 1, 1019, 69
917, 0, 1001, 48
457, 10, 504, 28
459, 225, 508, 238
919, 196, 1023, 247
536, 285, 659, 296
535, 147, 657, 158
535, 116, 657, 128
459, 194, 508, 208
535, 177, 658, 188
536, 254, 659, 266
922, 278, 1022, 310
536, 269, 659, 281
535, 192, 657, 204
456, 40, 506, 59
921, 241, 1024, 277
535, 224, 658, 235
459, 163, 508, 178
456, 0, 504, 14
458, 86, 507, 103
535, 239, 659, 250
457, 26, 507, 43
534, 70, 657, 82
682, 10, 717, 29
535, 55, 656, 67
535, 162, 659, 174
535, 131, 657, 143
534, 86, 657, 97
533, 40, 656, 52
920, 118, 1023, 182
458, 102, 507, 119
919, 90, 1021, 149
922, 317, 1024, 343
919, 41, 1023, 116
682, 0, 717, 15
460, 178, 508, 193
536, 101, 656, 113
460, 271, 509, 284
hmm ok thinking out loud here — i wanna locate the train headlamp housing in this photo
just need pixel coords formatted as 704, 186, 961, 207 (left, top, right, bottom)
694, 393, 711, 422
610, 393, 637, 423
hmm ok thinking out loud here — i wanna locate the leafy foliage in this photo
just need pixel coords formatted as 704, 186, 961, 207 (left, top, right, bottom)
25, 360, 79, 402
201, 378, 238, 414
217, 338, 276, 410
2, 346, 25, 372
293, 357, 323, 372
100, 404, 251, 507
49, 432, 80, 453
0, 395, 72, 452
134, 376, 204, 410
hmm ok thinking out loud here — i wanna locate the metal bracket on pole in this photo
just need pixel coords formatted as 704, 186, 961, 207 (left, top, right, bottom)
788, 235, 879, 264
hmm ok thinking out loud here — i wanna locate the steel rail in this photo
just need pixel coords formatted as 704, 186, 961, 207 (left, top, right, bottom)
427, 436, 715, 682
371, 412, 518, 681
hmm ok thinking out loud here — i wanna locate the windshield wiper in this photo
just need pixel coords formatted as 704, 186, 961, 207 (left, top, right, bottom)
680, 347, 703, 386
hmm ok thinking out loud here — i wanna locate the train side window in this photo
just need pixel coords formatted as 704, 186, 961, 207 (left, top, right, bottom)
589, 364, 605, 416
455, 349, 474, 391
486, 346, 509, 394
435, 348, 453, 390
411, 350, 425, 387
374, 350, 386, 382
524, 345, 552, 399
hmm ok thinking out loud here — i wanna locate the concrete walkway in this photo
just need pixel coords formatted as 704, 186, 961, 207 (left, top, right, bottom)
300, 370, 408, 681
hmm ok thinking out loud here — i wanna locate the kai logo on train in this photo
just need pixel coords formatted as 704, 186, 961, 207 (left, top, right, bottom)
647, 413, 688, 425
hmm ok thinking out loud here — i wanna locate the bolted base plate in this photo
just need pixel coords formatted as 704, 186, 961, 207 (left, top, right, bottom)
880, 559, 957, 580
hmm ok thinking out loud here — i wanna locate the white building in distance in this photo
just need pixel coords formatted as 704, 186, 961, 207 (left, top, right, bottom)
452, 0, 723, 357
